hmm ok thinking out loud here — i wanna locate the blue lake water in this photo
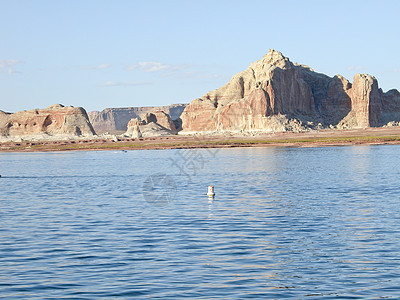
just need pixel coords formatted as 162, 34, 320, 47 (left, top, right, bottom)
1, 145, 400, 299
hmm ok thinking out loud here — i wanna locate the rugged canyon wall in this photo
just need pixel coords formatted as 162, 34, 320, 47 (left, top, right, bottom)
0, 104, 96, 137
181, 49, 400, 132
89, 104, 186, 133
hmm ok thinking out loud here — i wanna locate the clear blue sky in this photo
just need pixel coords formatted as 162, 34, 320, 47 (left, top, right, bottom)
1, 0, 399, 113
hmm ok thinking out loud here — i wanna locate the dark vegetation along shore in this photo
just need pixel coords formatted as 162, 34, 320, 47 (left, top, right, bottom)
2, 127, 400, 152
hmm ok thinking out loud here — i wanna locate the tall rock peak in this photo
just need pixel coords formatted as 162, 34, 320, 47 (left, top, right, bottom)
249, 49, 292, 77
180, 50, 400, 132
262, 49, 291, 68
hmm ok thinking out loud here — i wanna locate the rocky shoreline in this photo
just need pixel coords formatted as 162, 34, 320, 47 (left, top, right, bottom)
2, 127, 400, 152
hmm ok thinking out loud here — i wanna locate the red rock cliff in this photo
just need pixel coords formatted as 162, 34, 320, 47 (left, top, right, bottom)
181, 49, 400, 132
0, 104, 96, 137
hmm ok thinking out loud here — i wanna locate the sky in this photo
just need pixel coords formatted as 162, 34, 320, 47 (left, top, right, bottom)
1, 0, 399, 113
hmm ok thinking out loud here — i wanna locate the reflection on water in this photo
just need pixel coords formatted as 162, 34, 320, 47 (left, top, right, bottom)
1, 145, 400, 298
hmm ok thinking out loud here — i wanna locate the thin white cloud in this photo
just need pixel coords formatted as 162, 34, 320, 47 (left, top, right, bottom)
383, 68, 399, 73
347, 66, 365, 72
125, 61, 192, 72
83, 63, 112, 70
98, 81, 152, 87
124, 61, 228, 82
0, 59, 24, 74
126, 61, 171, 72
8, 68, 21, 75
0, 59, 23, 69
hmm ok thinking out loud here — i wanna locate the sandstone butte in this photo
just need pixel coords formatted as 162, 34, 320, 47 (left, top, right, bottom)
180, 49, 400, 133
0, 104, 95, 137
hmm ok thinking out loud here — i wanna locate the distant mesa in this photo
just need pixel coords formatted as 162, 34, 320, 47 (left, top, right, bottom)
180, 49, 400, 132
88, 104, 187, 134
0, 104, 95, 138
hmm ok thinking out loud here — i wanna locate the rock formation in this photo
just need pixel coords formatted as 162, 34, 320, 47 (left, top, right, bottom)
0, 104, 96, 137
181, 49, 400, 132
144, 111, 177, 133
125, 118, 142, 139
89, 104, 186, 133
124, 110, 177, 138
139, 122, 176, 137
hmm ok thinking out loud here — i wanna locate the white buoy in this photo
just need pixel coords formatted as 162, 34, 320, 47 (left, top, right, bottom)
207, 186, 215, 197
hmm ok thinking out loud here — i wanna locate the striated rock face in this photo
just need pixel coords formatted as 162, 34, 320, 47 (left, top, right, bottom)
351, 74, 382, 127
89, 104, 186, 133
0, 104, 96, 137
320, 75, 352, 124
381, 89, 400, 124
181, 49, 400, 132
179, 98, 217, 131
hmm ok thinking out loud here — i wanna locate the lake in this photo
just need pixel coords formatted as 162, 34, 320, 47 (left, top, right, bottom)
1, 145, 400, 299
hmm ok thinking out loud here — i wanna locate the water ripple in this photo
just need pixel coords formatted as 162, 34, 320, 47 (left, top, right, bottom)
1, 146, 400, 298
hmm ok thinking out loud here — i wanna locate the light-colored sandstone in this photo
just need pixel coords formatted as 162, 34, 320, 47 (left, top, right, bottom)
124, 118, 142, 138
124, 111, 177, 138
